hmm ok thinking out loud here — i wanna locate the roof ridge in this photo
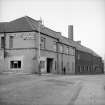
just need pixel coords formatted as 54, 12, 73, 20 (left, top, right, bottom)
9, 16, 27, 22
24, 16, 36, 30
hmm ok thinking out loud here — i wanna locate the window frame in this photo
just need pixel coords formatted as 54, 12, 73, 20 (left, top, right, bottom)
67, 46, 69, 54
53, 41, 57, 51
59, 44, 63, 53
40, 36, 46, 49
10, 60, 21, 69
9, 36, 14, 49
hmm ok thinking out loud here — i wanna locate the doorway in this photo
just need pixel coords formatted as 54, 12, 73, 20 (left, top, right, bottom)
47, 58, 53, 73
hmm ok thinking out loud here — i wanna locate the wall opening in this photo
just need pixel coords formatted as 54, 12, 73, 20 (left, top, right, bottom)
10, 60, 21, 69
47, 58, 53, 73
1, 36, 5, 48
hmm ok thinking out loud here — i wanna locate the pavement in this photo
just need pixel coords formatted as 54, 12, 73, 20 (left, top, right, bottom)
0, 73, 105, 105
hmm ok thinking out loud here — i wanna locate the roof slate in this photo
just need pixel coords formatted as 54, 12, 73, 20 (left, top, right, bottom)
0, 16, 100, 57
0, 22, 8, 32
0, 16, 58, 39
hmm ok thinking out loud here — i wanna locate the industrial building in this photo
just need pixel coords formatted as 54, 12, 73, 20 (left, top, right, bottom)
0, 16, 104, 74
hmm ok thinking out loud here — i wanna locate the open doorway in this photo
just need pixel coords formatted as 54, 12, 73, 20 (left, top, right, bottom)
47, 58, 53, 73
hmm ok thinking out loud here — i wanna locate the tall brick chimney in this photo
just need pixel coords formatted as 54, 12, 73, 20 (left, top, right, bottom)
68, 25, 73, 40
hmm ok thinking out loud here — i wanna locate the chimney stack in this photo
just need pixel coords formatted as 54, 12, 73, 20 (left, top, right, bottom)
76, 41, 81, 44
68, 25, 73, 40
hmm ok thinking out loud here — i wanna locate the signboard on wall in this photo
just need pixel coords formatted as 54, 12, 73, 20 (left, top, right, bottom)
7, 32, 36, 40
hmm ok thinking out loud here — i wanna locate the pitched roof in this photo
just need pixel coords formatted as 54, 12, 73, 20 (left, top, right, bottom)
5, 16, 35, 32
56, 34, 99, 56
57, 35, 70, 45
0, 16, 58, 39
0, 16, 100, 57
0, 22, 8, 32
69, 40, 100, 57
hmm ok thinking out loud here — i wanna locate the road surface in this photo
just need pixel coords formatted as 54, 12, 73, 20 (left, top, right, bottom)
0, 74, 105, 105
73, 75, 105, 105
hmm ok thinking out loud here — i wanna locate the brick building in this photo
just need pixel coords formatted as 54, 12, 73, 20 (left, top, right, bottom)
0, 16, 75, 74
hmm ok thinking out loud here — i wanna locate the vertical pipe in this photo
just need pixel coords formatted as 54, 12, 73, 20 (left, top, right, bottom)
3, 24, 6, 58
38, 20, 41, 75
56, 42, 59, 74
62, 51, 63, 74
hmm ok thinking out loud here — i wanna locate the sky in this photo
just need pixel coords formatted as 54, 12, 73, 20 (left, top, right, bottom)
0, 0, 105, 58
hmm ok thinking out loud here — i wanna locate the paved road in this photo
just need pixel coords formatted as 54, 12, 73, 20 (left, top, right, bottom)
73, 75, 105, 105
0, 74, 105, 105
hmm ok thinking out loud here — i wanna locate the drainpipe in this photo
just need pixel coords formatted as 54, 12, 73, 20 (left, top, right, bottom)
38, 20, 41, 75
3, 24, 6, 58
56, 42, 59, 74
61, 44, 63, 74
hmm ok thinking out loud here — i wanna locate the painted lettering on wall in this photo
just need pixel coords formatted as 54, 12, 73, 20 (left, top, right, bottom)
7, 32, 36, 40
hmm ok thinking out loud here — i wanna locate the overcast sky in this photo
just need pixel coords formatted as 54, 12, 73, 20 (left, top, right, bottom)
0, 0, 105, 58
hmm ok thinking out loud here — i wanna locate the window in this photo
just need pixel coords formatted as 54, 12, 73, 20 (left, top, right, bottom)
67, 46, 69, 54
80, 66, 82, 72
10, 60, 21, 69
69, 47, 74, 55
78, 54, 80, 60
88, 66, 90, 72
40, 37, 46, 49
87, 66, 88, 71
98, 58, 101, 62
53, 41, 57, 51
78, 66, 80, 72
82, 66, 84, 72
9, 36, 13, 48
59, 45, 63, 52
40, 61, 45, 69
82, 66, 84, 71
89, 66, 91, 72
55, 61, 56, 70
85, 66, 87, 71
1, 36, 5, 48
